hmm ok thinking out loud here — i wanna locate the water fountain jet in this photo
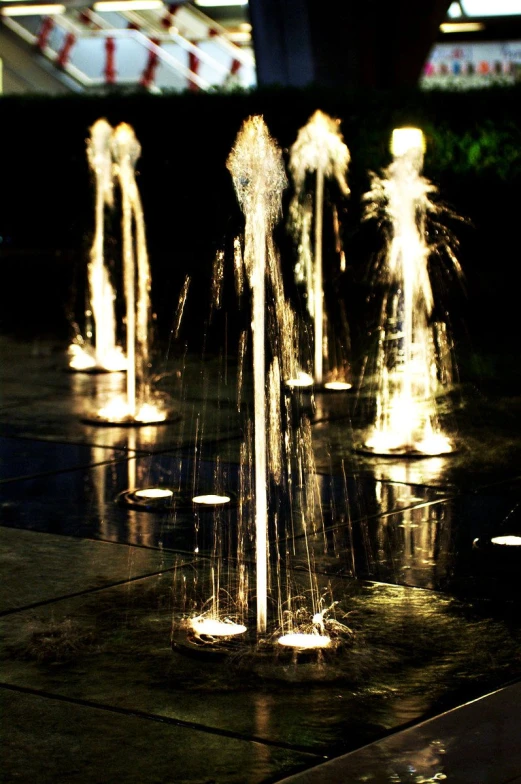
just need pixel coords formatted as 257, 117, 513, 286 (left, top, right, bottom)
289, 110, 351, 391
69, 119, 127, 373
362, 127, 457, 457
85, 123, 172, 426
227, 116, 287, 635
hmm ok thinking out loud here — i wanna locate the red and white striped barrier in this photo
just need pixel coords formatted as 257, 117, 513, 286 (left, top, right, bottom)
140, 37, 161, 88
104, 36, 116, 84
56, 31, 76, 68
36, 16, 55, 51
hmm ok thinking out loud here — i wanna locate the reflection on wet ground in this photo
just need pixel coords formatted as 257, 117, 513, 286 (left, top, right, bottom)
1, 336, 521, 783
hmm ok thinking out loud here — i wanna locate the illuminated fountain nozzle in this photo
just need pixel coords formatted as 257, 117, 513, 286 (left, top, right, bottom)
324, 381, 352, 391
391, 127, 426, 157
491, 535, 521, 547
192, 494, 231, 505
92, 396, 168, 425
286, 371, 314, 389
69, 344, 127, 373
134, 488, 173, 500
277, 633, 331, 650
190, 617, 247, 638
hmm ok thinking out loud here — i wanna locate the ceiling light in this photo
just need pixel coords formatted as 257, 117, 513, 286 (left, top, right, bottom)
462, 0, 521, 16
447, 1, 463, 17
93, 0, 163, 11
195, 0, 246, 7
440, 21, 485, 31
1, 3, 65, 14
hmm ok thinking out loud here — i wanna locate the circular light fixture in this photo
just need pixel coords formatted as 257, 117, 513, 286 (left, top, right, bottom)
391, 127, 426, 157
277, 633, 331, 650
491, 535, 521, 546
134, 488, 173, 500
286, 372, 314, 389
323, 380, 352, 391
190, 618, 247, 637
192, 494, 231, 505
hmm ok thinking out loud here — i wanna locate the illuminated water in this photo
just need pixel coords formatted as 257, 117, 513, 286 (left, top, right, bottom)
289, 110, 350, 387
176, 117, 352, 652
227, 116, 287, 634
363, 128, 459, 456
93, 123, 165, 424
69, 119, 126, 373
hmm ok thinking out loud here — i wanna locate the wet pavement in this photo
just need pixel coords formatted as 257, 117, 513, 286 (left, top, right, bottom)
1, 334, 521, 783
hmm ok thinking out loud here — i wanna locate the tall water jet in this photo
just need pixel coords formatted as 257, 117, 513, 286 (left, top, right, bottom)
69, 119, 126, 373
363, 128, 458, 456
89, 123, 167, 425
289, 110, 350, 389
227, 116, 287, 634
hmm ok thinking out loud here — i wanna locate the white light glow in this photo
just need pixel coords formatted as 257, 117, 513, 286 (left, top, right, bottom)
1, 4, 65, 14
286, 371, 314, 388
134, 488, 173, 499
97, 396, 166, 423
93, 0, 163, 10
196, 0, 245, 6
461, 0, 521, 16
192, 494, 231, 505
447, 1, 463, 17
324, 380, 352, 391
277, 633, 331, 650
190, 617, 247, 637
390, 128, 425, 157
491, 535, 521, 546
68, 344, 127, 372
440, 21, 485, 31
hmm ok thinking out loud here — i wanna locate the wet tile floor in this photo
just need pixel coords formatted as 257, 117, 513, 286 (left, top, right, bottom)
1, 335, 521, 783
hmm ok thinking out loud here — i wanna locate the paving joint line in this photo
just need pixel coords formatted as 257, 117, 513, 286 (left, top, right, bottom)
0, 681, 326, 758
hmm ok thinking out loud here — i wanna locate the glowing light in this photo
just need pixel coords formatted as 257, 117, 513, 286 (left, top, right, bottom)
190, 617, 247, 637
491, 535, 521, 546
69, 345, 97, 371
447, 1, 463, 17
227, 116, 286, 635
440, 21, 485, 31
196, 0, 246, 6
68, 344, 127, 372
324, 380, 352, 391
289, 111, 350, 385
286, 371, 314, 388
1, 4, 65, 14
363, 127, 456, 458
94, 0, 163, 10
461, 0, 521, 16
277, 633, 331, 649
390, 128, 425, 157
134, 488, 173, 499
192, 494, 231, 505
97, 396, 166, 423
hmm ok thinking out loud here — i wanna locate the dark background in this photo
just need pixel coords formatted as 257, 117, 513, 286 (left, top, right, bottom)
0, 85, 519, 385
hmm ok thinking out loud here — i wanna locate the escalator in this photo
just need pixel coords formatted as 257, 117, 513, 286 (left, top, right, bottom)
1, 1, 255, 95
0, 24, 77, 94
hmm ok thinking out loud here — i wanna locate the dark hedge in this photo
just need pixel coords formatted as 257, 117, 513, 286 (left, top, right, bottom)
0, 85, 520, 381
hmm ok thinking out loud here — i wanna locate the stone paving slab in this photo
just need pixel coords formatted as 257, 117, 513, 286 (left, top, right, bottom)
0, 435, 123, 483
1, 568, 520, 757
277, 680, 521, 784
0, 686, 319, 784
0, 526, 180, 613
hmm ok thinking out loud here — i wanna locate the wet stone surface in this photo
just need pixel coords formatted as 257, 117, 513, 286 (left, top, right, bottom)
2, 336, 521, 783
